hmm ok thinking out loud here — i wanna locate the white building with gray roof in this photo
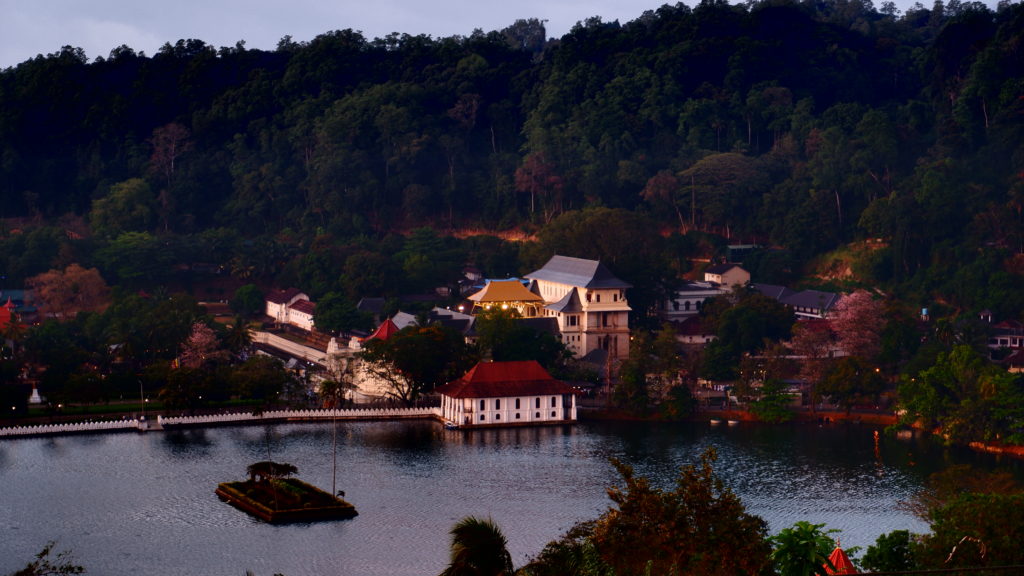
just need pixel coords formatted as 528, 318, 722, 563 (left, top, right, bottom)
525, 255, 632, 359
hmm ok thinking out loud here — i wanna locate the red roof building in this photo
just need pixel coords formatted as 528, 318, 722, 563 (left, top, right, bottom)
366, 318, 399, 342
825, 544, 857, 575
0, 298, 15, 332
436, 360, 579, 428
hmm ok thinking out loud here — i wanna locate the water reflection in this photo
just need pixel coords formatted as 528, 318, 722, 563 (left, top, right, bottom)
1, 420, 1020, 576
162, 428, 214, 457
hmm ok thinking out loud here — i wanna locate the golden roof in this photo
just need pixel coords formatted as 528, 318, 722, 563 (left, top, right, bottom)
467, 279, 544, 303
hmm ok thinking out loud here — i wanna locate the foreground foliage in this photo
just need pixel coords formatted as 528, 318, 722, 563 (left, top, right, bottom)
440, 517, 515, 576
522, 447, 772, 575
8, 542, 84, 576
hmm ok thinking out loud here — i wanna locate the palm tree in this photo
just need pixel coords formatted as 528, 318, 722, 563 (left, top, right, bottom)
440, 516, 514, 576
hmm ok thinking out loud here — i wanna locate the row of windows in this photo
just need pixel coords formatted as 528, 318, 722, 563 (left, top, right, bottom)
480, 397, 558, 410
584, 291, 625, 303
671, 300, 704, 312
479, 411, 558, 421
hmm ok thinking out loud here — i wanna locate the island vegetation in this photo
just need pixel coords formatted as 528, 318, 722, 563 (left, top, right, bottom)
215, 460, 358, 523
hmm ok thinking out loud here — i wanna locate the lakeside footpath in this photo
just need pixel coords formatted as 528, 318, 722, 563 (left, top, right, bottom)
6, 404, 1024, 461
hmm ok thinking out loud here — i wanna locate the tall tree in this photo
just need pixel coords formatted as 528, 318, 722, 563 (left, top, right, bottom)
148, 122, 193, 232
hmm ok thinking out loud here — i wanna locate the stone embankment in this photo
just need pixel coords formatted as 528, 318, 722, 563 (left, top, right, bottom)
0, 407, 442, 438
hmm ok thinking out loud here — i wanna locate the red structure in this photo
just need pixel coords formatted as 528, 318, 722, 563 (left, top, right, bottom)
825, 543, 857, 574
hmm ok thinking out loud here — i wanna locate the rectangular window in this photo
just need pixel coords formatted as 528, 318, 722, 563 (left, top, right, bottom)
535, 398, 541, 408
495, 399, 501, 410
515, 398, 520, 409
495, 414, 500, 420
551, 397, 556, 407
480, 399, 485, 410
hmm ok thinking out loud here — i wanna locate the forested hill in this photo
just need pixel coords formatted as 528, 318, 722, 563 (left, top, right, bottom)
1, 0, 1022, 314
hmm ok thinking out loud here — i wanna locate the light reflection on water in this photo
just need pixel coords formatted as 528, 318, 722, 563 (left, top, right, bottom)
1, 420, 1017, 576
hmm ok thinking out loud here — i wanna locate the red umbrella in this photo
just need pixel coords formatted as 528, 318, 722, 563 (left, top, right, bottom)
825, 544, 858, 575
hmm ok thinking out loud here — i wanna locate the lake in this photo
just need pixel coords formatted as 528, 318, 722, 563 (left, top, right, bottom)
0, 419, 1013, 575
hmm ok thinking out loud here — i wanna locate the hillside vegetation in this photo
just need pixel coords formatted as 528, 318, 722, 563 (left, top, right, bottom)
0, 0, 1021, 329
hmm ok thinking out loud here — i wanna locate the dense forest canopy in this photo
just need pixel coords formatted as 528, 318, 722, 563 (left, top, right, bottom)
0, 0, 1022, 319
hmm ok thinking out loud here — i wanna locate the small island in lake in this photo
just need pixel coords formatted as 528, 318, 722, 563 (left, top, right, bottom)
216, 461, 358, 523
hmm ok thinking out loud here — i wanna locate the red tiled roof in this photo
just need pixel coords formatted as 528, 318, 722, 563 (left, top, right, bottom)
291, 299, 316, 314
435, 360, 578, 398
267, 288, 303, 304
673, 316, 710, 336
1005, 349, 1024, 367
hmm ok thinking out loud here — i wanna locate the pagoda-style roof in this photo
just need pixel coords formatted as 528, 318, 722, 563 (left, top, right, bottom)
547, 289, 583, 313
435, 360, 578, 399
525, 255, 631, 289
825, 544, 857, 574
468, 279, 544, 304
365, 318, 399, 341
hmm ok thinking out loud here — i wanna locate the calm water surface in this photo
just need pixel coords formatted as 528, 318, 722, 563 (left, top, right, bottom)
0, 420, 1015, 575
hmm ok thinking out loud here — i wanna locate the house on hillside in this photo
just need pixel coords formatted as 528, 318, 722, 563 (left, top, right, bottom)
266, 288, 317, 330
524, 255, 632, 360
1004, 349, 1024, 374
703, 263, 750, 287
752, 284, 840, 319
663, 280, 727, 321
435, 360, 579, 428
989, 320, 1024, 350
672, 315, 717, 345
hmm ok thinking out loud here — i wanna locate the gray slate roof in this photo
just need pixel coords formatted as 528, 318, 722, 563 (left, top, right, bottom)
782, 289, 840, 312
526, 255, 632, 289
752, 283, 839, 313
547, 289, 583, 313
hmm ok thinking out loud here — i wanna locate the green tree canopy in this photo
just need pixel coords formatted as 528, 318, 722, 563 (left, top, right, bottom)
587, 448, 772, 575
361, 324, 475, 404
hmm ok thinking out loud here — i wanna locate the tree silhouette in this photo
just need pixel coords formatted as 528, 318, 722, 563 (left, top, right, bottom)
440, 516, 514, 576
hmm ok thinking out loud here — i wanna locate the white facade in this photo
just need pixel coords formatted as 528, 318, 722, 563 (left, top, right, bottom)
440, 393, 576, 427
265, 289, 310, 328
526, 256, 632, 360
663, 281, 727, 321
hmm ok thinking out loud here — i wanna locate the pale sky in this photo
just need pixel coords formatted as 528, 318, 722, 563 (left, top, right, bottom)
0, 0, 985, 70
